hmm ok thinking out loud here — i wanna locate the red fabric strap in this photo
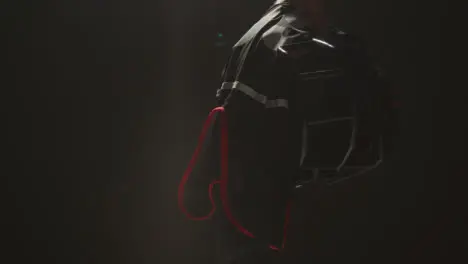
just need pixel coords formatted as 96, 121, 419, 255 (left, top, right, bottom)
178, 106, 291, 251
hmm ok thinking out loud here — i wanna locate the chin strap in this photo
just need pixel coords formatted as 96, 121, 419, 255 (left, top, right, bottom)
178, 106, 292, 251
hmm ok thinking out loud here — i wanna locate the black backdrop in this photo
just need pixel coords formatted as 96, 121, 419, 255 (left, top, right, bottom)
7, 1, 459, 264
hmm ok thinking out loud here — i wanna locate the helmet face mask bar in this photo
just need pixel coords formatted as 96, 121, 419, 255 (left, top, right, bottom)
297, 116, 384, 187
294, 56, 387, 187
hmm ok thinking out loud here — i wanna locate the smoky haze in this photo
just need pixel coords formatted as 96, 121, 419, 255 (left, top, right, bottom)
6, 1, 455, 264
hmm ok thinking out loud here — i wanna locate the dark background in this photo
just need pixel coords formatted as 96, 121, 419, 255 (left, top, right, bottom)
7, 0, 459, 264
